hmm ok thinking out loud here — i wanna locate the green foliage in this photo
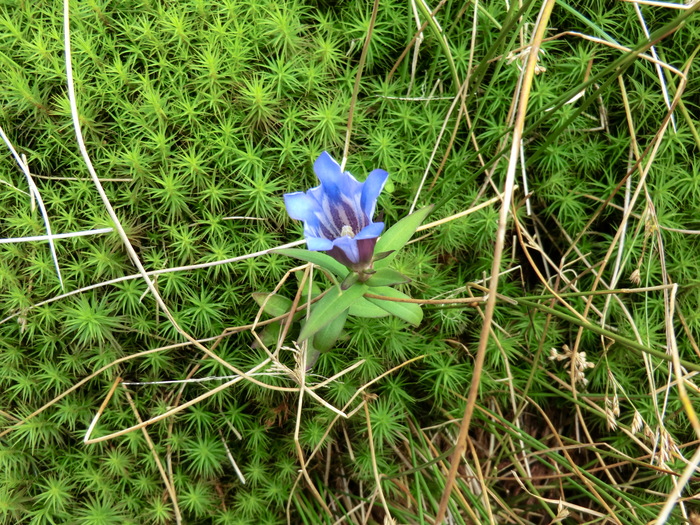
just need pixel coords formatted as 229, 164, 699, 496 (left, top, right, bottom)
0, 0, 699, 522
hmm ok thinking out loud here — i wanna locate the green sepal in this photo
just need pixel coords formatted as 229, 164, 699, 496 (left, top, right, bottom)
372, 250, 394, 262
313, 307, 349, 352
365, 286, 423, 326
252, 292, 293, 318
348, 297, 391, 318
341, 272, 360, 290
374, 205, 433, 269
299, 283, 367, 341
365, 268, 411, 287
276, 248, 348, 279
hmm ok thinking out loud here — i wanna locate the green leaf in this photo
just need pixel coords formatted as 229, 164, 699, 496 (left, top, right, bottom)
365, 286, 423, 326
365, 268, 411, 287
295, 271, 322, 297
275, 248, 348, 279
348, 297, 391, 318
374, 205, 433, 268
304, 345, 322, 371
255, 321, 281, 348
251, 292, 293, 318
313, 308, 348, 352
299, 284, 367, 341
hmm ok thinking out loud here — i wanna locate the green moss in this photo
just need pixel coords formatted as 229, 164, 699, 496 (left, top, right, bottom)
0, 0, 698, 522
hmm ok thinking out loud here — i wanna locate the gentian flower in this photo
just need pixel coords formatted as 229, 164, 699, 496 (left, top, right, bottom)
284, 152, 388, 273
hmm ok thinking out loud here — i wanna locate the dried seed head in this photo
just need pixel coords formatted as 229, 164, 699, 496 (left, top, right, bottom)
631, 410, 644, 434
643, 423, 655, 443
604, 396, 620, 430
658, 427, 673, 466
552, 501, 570, 523
549, 347, 565, 361
630, 268, 641, 285
549, 345, 595, 386
605, 406, 617, 431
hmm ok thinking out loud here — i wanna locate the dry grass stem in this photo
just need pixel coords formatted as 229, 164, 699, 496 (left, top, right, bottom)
123, 387, 182, 524
436, 3, 556, 520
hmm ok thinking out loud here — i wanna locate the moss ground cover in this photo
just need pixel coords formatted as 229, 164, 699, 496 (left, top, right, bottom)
1, 0, 699, 523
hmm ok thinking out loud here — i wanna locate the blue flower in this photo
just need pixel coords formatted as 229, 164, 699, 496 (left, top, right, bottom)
284, 152, 388, 272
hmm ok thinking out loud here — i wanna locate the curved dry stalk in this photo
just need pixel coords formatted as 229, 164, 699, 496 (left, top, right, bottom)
84, 360, 271, 444
0, 189, 496, 328
492, 31, 687, 79
292, 340, 333, 516
123, 387, 182, 524
435, 2, 557, 521
0, 239, 305, 326
566, 49, 692, 494
362, 396, 393, 521
287, 355, 427, 520
0, 344, 179, 439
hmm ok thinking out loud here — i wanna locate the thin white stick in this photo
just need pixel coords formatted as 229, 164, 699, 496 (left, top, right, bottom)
519, 139, 531, 215
661, 283, 692, 522
0, 178, 30, 195
219, 431, 246, 484
409, 81, 467, 214
84, 360, 271, 444
621, 0, 695, 9
375, 95, 454, 101
0, 228, 113, 243
633, 3, 676, 131
0, 127, 64, 288
0, 239, 306, 326
408, 0, 424, 97
655, 443, 700, 524
121, 371, 286, 386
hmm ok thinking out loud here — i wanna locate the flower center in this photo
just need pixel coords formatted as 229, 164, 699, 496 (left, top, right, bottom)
340, 224, 355, 238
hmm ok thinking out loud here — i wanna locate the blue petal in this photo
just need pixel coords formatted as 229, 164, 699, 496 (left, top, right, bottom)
284, 191, 319, 222
314, 152, 362, 201
360, 169, 388, 219
355, 221, 384, 240
332, 236, 360, 264
306, 235, 334, 251
313, 152, 343, 199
